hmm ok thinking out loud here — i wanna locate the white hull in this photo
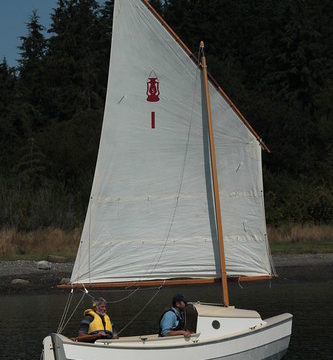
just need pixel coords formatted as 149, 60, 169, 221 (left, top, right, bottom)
43, 312, 292, 360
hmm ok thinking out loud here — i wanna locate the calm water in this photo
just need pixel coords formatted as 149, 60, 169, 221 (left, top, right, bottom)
0, 278, 331, 359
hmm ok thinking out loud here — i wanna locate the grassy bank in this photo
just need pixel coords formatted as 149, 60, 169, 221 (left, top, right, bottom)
0, 224, 332, 261
0, 227, 80, 261
268, 224, 333, 254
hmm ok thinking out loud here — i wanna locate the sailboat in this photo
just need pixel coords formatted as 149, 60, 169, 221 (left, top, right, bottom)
42, 0, 292, 359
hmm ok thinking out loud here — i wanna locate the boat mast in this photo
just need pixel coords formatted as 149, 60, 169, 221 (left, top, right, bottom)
200, 41, 229, 307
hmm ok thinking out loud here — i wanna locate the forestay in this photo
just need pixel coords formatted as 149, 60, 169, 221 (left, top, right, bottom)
71, 0, 274, 284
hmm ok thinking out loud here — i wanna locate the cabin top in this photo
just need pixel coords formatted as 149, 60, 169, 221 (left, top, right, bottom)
193, 303, 261, 318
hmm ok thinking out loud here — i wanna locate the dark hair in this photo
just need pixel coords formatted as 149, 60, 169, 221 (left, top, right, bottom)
172, 294, 187, 307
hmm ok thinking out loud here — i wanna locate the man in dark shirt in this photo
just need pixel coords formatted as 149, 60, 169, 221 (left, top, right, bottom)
159, 294, 191, 338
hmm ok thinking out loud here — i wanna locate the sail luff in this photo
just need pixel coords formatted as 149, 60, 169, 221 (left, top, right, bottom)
200, 42, 229, 307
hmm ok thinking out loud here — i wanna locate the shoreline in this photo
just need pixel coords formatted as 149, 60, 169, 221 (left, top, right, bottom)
1, 254, 332, 295
272, 253, 333, 267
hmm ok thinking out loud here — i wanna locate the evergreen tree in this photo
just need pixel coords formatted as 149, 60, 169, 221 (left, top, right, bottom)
18, 11, 46, 73
14, 137, 48, 188
17, 10, 47, 127
0, 58, 16, 113
45, 0, 105, 119
0, 58, 17, 170
97, 0, 114, 99
7, 10, 48, 186
149, 0, 163, 14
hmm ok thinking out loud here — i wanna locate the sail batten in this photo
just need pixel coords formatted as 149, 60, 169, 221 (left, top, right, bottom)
70, 0, 274, 285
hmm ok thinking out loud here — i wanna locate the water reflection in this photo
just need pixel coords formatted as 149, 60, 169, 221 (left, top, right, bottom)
0, 279, 331, 359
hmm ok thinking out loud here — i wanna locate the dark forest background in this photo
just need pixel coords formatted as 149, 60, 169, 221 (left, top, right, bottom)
0, 0, 332, 231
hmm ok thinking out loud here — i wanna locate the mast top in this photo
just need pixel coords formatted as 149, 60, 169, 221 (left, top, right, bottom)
199, 41, 205, 61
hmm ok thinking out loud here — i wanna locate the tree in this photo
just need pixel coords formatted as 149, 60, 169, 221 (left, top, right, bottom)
97, 0, 114, 100
18, 11, 46, 73
0, 58, 17, 170
149, 0, 163, 14
0, 58, 16, 113
17, 10, 47, 131
44, 0, 105, 120
14, 137, 48, 188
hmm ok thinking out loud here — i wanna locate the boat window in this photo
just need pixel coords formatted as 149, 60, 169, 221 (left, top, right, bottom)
212, 320, 220, 329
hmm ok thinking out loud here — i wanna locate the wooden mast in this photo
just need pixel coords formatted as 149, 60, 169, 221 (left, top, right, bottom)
200, 41, 229, 307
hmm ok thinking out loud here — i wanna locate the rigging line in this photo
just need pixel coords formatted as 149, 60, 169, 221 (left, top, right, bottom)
79, 287, 140, 304
58, 291, 87, 334
117, 284, 164, 336
237, 277, 244, 289
146, 67, 201, 278
57, 289, 74, 333
88, 199, 92, 283
78, 288, 95, 301
57, 292, 69, 333
80, 286, 162, 293
108, 288, 140, 303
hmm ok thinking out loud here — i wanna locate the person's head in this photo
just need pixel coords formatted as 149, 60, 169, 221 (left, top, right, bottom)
93, 297, 107, 315
172, 294, 187, 310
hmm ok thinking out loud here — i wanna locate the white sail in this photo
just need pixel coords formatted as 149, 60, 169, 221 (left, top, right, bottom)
71, 0, 273, 284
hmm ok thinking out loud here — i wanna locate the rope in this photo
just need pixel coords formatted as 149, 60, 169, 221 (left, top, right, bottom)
88, 199, 92, 283
117, 284, 164, 336
81, 287, 140, 304
57, 289, 74, 333
58, 290, 87, 334
237, 277, 244, 289
108, 288, 140, 303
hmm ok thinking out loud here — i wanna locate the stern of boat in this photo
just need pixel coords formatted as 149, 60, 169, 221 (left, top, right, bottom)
193, 303, 293, 359
42, 335, 55, 360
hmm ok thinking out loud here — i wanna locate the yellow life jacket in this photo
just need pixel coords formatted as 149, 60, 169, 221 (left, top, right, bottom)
84, 309, 113, 334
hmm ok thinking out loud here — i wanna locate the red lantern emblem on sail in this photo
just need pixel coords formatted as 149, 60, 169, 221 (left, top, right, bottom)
146, 72, 160, 102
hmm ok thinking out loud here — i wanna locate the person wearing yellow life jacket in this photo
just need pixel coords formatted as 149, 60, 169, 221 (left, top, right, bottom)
78, 297, 118, 342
